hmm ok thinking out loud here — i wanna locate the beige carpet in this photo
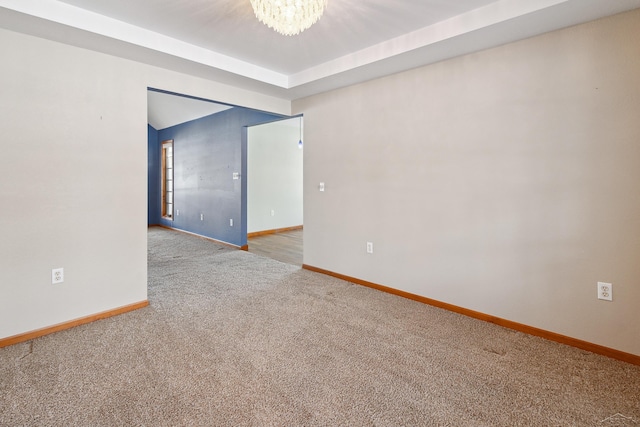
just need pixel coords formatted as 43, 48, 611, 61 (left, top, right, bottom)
1, 226, 639, 426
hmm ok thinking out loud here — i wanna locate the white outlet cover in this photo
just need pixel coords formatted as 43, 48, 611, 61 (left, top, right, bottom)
52, 268, 64, 284
319, 182, 325, 192
230, 218, 233, 227
597, 282, 613, 301
366, 242, 374, 254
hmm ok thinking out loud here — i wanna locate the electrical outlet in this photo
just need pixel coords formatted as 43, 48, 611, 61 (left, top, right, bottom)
52, 268, 64, 284
319, 182, 325, 192
597, 282, 612, 301
230, 218, 233, 227
176, 209, 179, 216
271, 209, 275, 216
366, 242, 373, 254
200, 213, 204, 221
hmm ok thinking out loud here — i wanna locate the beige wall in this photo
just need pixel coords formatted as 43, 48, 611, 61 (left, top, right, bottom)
248, 119, 304, 234
294, 10, 640, 356
0, 28, 290, 340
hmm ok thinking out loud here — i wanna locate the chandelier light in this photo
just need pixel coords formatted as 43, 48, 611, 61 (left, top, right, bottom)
250, 0, 328, 36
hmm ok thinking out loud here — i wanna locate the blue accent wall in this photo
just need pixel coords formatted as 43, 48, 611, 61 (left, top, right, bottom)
148, 124, 160, 226
150, 108, 281, 247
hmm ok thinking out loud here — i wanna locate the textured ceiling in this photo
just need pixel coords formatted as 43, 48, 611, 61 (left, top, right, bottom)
53, 0, 498, 74
0, 0, 640, 99
1, 0, 640, 102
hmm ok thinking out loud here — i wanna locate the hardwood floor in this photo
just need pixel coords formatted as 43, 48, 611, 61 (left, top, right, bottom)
247, 229, 303, 266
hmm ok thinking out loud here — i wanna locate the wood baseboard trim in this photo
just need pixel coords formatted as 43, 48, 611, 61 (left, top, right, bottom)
156, 225, 246, 250
248, 225, 303, 238
302, 264, 640, 366
0, 300, 149, 349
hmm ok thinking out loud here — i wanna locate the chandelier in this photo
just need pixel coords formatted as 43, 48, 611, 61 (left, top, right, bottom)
250, 0, 328, 36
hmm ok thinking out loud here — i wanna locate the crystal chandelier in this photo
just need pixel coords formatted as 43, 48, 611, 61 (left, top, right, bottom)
250, 0, 328, 36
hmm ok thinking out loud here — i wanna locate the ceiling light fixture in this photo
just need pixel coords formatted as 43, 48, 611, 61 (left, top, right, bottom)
250, 0, 328, 36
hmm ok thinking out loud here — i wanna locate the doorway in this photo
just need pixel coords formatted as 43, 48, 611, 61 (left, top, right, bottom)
246, 117, 304, 266
147, 88, 302, 264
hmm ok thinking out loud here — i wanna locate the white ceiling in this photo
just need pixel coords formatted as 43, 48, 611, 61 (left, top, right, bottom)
0, 0, 640, 129
51, 0, 500, 75
1, 0, 640, 102
147, 91, 233, 130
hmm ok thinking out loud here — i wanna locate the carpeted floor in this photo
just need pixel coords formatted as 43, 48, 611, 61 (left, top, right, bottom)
1, 226, 639, 426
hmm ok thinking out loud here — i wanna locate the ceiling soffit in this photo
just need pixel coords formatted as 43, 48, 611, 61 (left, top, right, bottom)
1, 0, 639, 100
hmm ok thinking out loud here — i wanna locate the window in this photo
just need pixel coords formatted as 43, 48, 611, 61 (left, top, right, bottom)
161, 140, 174, 219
